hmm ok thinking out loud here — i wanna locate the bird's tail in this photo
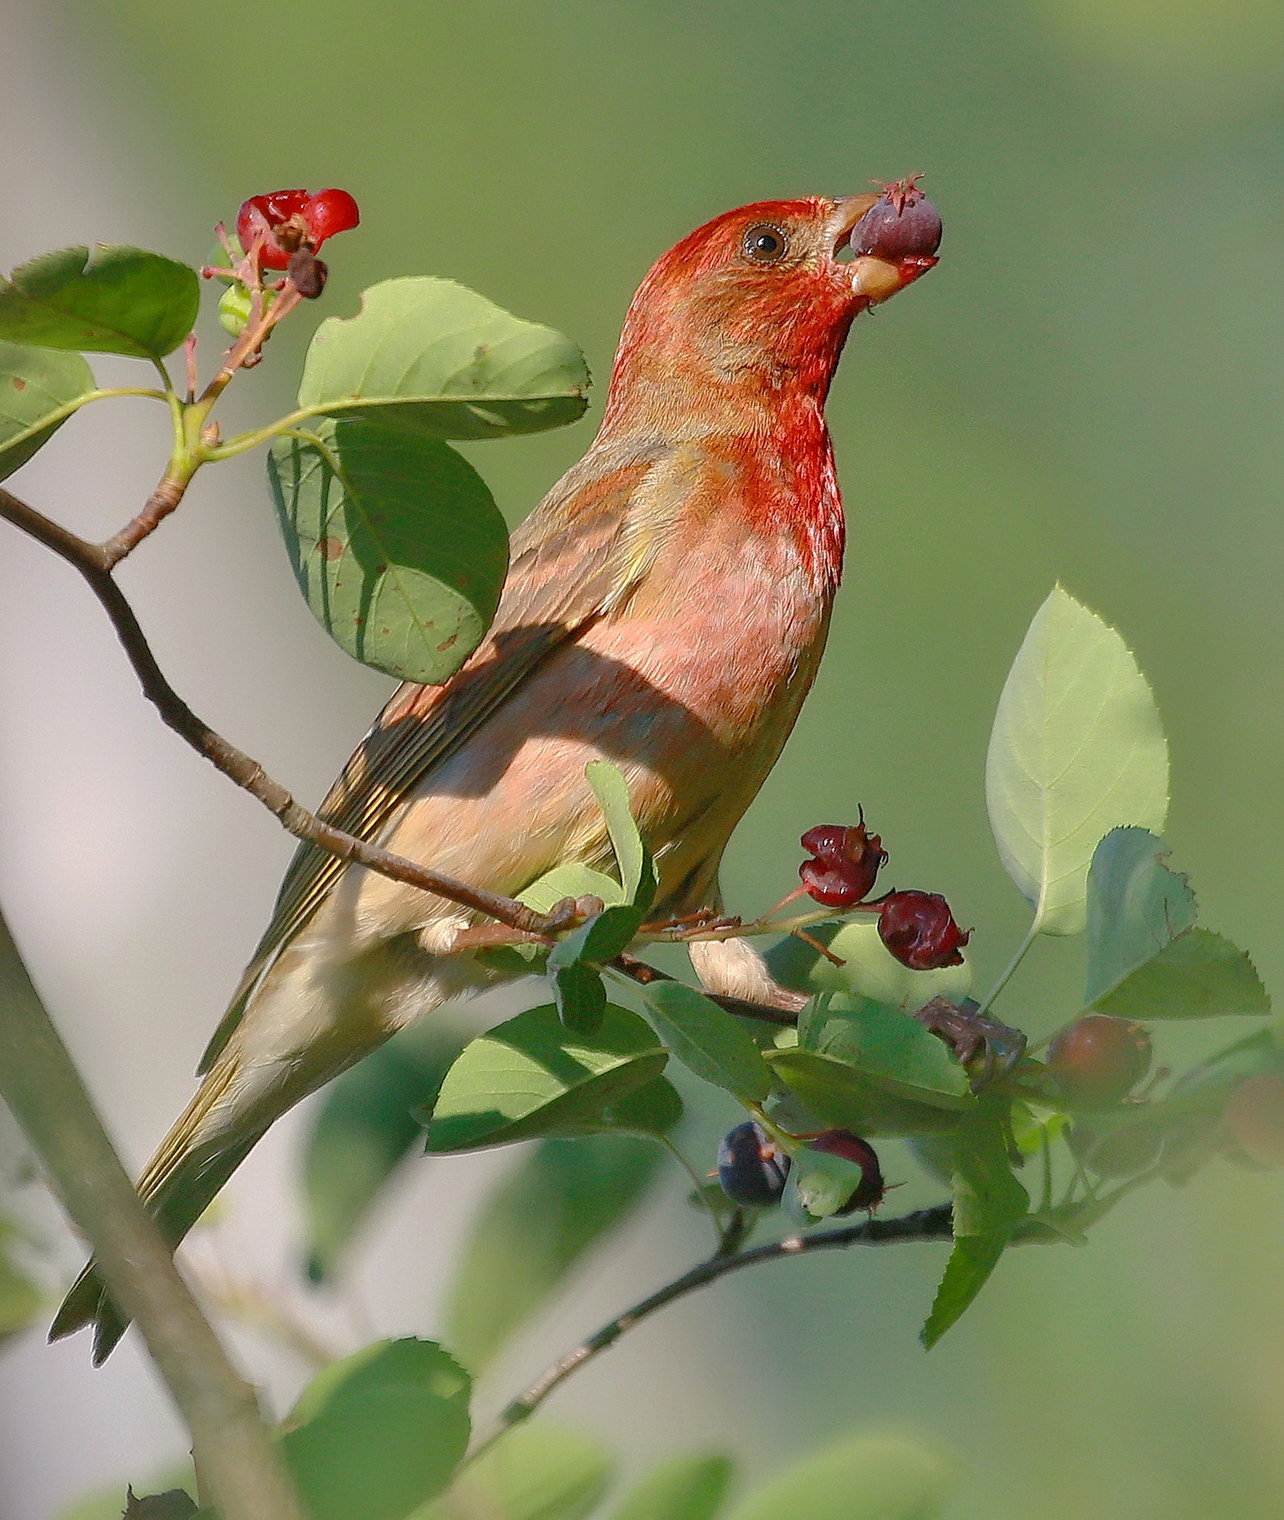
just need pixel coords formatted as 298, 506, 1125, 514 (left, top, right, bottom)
49, 1056, 267, 1364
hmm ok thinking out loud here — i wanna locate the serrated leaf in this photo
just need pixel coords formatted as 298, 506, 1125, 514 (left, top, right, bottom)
985, 587, 1169, 935
445, 1134, 665, 1372
267, 415, 508, 685
297, 276, 589, 440
423, 1423, 614, 1520
1094, 928, 1270, 1021
766, 920, 971, 1013
281, 1339, 470, 1520
765, 1048, 968, 1137
0, 245, 199, 358
0, 339, 95, 480
1084, 827, 1197, 1005
724, 1430, 952, 1520
609, 1454, 734, 1520
424, 1004, 667, 1152
586, 759, 657, 909
640, 981, 770, 1103
922, 1102, 1028, 1347
301, 1019, 468, 1281
797, 999, 972, 1106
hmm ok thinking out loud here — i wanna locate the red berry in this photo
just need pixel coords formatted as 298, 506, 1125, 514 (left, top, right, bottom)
1224, 1073, 1284, 1167
876, 891, 969, 970
303, 188, 361, 243
849, 177, 942, 262
798, 815, 887, 908
1046, 1014, 1152, 1108
807, 1130, 886, 1213
235, 187, 360, 271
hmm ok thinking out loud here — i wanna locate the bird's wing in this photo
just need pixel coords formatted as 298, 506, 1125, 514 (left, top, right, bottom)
199, 435, 680, 1072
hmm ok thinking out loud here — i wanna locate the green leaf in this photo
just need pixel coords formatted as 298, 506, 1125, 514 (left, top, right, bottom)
281, 1338, 470, 1520
445, 1134, 665, 1372
297, 276, 590, 440
797, 999, 972, 1107
1084, 827, 1197, 1004
547, 905, 648, 1031
586, 759, 657, 909
301, 1018, 468, 1281
765, 1048, 968, 1137
1093, 927, 1270, 1021
424, 1004, 668, 1152
0, 340, 95, 480
267, 416, 509, 685
787, 1145, 868, 1222
609, 1454, 734, 1520
565, 1075, 684, 1138
985, 587, 1169, 935
922, 1102, 1028, 1347
520, 863, 627, 913
0, 246, 199, 358
724, 1430, 952, 1520
422, 1423, 614, 1520
0, 1216, 41, 1342
766, 920, 971, 1014
640, 981, 771, 1103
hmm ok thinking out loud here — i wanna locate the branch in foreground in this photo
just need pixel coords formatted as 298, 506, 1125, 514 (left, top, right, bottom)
472, 1203, 955, 1458
0, 905, 305, 1520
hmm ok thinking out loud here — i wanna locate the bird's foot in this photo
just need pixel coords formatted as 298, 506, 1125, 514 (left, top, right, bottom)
642, 908, 744, 940
913, 996, 1027, 1088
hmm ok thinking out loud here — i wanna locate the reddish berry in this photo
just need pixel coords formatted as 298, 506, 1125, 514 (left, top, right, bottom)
798, 814, 887, 908
716, 1121, 791, 1207
807, 1130, 886, 1213
1224, 1073, 1284, 1167
876, 891, 970, 970
1047, 1014, 1152, 1109
850, 177, 942, 263
235, 187, 360, 271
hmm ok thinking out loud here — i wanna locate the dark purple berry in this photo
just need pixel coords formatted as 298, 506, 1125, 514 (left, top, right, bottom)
849, 177, 942, 263
717, 1120, 791, 1207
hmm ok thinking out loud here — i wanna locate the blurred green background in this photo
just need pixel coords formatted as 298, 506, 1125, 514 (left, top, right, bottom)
2, 1, 1283, 1515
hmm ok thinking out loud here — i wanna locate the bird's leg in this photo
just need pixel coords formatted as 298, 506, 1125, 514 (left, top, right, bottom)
912, 996, 1027, 1086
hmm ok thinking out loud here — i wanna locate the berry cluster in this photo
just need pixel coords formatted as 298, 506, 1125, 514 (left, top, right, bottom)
796, 813, 970, 970
716, 1120, 886, 1215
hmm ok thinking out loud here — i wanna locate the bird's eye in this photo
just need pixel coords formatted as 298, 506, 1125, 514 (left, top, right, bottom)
742, 223, 789, 264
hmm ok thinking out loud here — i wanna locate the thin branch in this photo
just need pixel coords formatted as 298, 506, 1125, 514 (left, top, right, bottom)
0, 484, 808, 1026
0, 905, 305, 1520
0, 485, 551, 937
471, 1203, 955, 1459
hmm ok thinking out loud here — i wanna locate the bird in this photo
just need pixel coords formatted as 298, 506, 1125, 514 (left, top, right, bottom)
53, 186, 939, 1361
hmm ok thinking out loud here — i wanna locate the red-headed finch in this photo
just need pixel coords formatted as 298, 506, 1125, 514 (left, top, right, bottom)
54, 184, 939, 1359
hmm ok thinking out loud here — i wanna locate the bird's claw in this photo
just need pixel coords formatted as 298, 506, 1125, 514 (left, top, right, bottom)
912, 996, 1027, 1088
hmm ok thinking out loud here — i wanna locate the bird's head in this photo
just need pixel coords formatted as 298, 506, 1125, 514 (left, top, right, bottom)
603, 184, 940, 431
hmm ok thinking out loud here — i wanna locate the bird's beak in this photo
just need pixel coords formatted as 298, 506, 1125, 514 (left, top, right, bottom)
826, 193, 939, 305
